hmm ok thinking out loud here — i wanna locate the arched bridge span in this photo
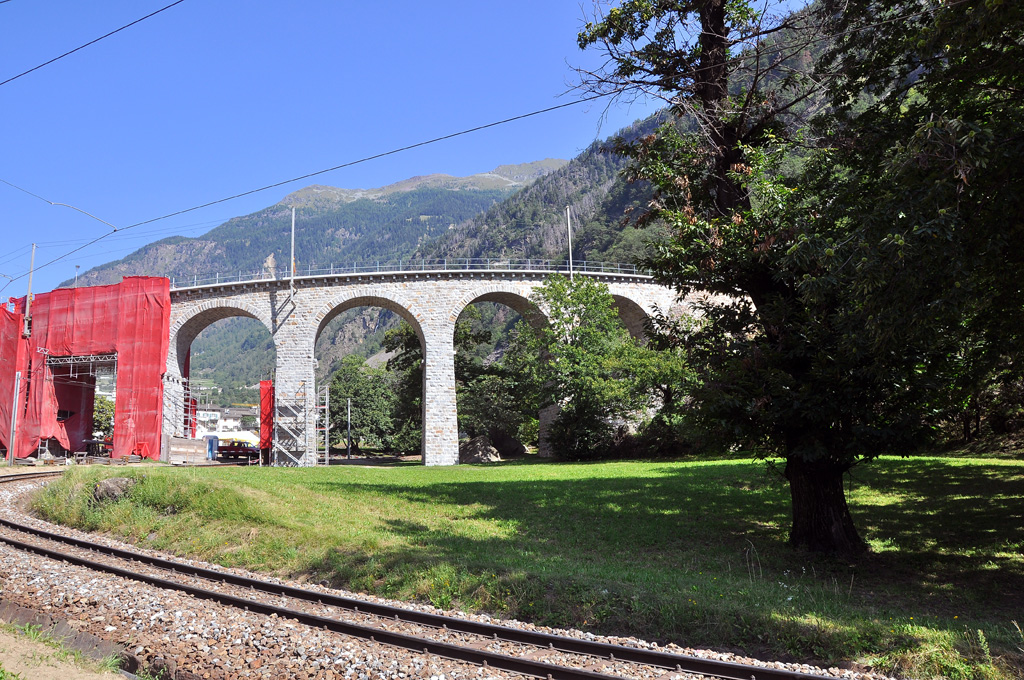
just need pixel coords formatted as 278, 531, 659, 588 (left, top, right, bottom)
164, 267, 680, 465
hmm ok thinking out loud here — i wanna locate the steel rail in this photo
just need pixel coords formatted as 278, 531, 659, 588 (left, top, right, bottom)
0, 530, 618, 680
0, 515, 814, 680
0, 470, 64, 482
0, 471, 841, 680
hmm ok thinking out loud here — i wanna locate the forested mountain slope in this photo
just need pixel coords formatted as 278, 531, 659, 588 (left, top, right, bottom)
60, 163, 567, 405
68, 162, 565, 289
418, 115, 668, 267
188, 120, 668, 404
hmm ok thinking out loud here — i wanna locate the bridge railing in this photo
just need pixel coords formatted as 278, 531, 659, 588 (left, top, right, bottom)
169, 259, 649, 290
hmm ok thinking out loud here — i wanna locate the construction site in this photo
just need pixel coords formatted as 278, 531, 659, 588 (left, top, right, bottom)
0, 276, 274, 466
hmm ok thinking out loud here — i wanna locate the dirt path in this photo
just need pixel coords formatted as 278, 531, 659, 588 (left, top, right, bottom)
0, 627, 120, 679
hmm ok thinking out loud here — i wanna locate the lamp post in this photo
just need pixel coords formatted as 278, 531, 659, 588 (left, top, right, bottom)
566, 206, 574, 281
23, 244, 36, 338
74, 265, 80, 288
290, 207, 296, 296
7, 371, 21, 465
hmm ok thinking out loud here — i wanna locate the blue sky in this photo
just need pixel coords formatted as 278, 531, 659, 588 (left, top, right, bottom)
1, 1, 804, 298
0, 0, 664, 297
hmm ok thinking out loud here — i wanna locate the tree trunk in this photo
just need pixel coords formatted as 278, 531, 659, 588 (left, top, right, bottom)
784, 456, 867, 556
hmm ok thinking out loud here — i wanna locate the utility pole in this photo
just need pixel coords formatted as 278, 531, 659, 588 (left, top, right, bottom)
346, 398, 351, 460
290, 207, 296, 296
7, 371, 21, 465
324, 386, 330, 467
566, 206, 574, 281
74, 265, 80, 288
23, 244, 36, 337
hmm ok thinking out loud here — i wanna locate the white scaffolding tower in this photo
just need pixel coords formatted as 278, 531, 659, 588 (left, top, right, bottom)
273, 382, 310, 466
315, 384, 330, 466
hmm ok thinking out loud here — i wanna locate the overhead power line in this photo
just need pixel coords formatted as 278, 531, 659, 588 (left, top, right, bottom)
121, 93, 613, 231
0, 92, 613, 292
0, 0, 967, 293
0, 0, 186, 89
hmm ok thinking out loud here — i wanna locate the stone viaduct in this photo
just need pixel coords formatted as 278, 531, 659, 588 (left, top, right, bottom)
162, 265, 679, 466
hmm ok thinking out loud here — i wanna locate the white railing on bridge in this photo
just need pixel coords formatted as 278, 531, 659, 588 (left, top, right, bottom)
169, 259, 649, 291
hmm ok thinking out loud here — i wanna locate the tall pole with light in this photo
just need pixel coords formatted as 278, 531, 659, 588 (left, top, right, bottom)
566, 206, 574, 281
290, 207, 296, 296
22, 243, 36, 337
9, 244, 34, 463
6, 372, 20, 466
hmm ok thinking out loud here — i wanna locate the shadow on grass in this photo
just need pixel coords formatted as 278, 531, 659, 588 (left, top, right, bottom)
310, 461, 790, 558
847, 458, 1024, 617
298, 457, 1022, 624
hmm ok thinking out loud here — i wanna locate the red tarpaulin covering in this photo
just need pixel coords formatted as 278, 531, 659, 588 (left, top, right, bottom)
187, 396, 198, 439
259, 380, 274, 450
0, 277, 170, 460
0, 307, 29, 452
183, 348, 197, 438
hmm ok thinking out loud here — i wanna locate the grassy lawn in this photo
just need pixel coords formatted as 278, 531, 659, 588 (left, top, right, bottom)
29, 455, 1024, 680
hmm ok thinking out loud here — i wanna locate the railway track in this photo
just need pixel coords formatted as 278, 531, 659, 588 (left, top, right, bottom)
0, 469, 858, 680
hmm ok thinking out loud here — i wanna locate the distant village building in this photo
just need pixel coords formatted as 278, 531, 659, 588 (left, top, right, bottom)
95, 365, 117, 399
195, 406, 258, 435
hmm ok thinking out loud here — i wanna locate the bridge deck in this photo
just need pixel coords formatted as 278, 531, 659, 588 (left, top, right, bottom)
169, 259, 651, 292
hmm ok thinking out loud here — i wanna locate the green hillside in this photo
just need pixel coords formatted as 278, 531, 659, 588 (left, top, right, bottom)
72, 185, 516, 289
63, 123, 672, 407
418, 115, 668, 266
60, 165, 574, 405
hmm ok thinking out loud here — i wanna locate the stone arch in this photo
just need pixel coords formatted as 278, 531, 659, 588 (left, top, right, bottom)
447, 282, 548, 331
167, 299, 275, 378
312, 290, 427, 348
311, 289, 445, 464
446, 281, 556, 458
610, 294, 653, 341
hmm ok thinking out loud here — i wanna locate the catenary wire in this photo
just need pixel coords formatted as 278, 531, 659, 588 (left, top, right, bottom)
0, 0, 968, 294
0, 0, 186, 89
0, 92, 613, 293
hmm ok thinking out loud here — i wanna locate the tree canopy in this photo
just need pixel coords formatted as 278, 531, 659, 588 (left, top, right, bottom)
522, 274, 651, 459
576, 0, 1024, 554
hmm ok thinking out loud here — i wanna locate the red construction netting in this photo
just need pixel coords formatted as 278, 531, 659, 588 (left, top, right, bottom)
183, 348, 197, 438
0, 277, 170, 460
0, 307, 29, 453
259, 379, 274, 450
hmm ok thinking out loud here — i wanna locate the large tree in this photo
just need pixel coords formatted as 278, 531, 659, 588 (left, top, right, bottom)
577, 0, 893, 555
577, 0, 1024, 554
576, 0, 878, 554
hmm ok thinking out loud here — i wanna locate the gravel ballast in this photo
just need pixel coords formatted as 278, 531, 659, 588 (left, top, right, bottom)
0, 477, 893, 680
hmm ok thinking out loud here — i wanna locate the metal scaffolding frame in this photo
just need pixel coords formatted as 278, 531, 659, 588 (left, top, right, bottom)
315, 383, 330, 466
181, 378, 196, 438
273, 382, 309, 466
42, 352, 118, 368
32, 350, 118, 458
41, 350, 118, 387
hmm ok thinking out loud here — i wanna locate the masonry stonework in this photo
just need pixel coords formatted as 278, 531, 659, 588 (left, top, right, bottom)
164, 270, 680, 465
